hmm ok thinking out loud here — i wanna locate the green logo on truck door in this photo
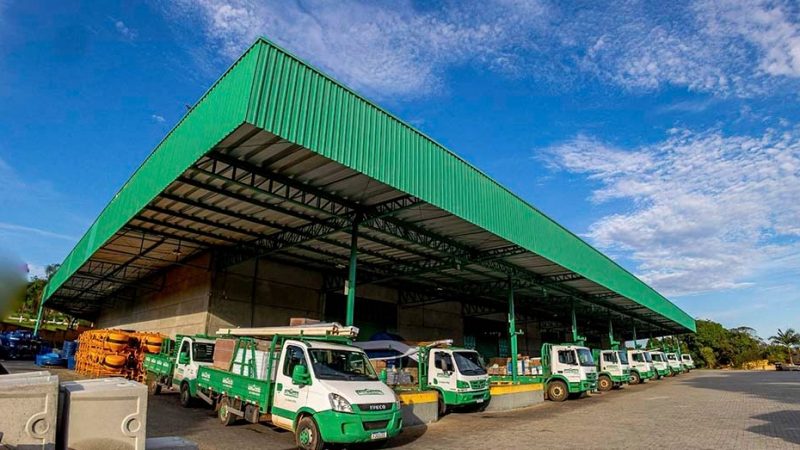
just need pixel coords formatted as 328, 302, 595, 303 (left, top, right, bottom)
284, 389, 299, 399
355, 388, 384, 396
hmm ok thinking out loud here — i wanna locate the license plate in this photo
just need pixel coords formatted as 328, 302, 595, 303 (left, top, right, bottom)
370, 432, 387, 440
476, 398, 484, 403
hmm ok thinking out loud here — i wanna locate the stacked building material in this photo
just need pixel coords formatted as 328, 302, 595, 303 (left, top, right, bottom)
74, 329, 165, 382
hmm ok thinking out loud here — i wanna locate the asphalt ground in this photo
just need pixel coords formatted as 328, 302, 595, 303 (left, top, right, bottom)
4, 361, 799, 449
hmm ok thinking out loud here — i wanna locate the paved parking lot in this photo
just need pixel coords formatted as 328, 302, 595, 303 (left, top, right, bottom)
4, 362, 800, 449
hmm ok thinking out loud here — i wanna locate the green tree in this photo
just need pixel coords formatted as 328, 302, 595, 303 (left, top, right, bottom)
768, 329, 799, 364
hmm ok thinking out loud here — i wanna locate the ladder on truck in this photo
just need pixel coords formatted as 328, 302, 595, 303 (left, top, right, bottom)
216, 322, 360, 339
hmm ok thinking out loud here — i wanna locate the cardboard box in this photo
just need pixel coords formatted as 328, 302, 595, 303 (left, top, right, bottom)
213, 338, 236, 370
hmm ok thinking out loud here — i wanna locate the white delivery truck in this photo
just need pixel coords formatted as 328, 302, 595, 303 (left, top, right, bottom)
650, 351, 670, 379
354, 339, 490, 415
626, 349, 655, 385
143, 334, 217, 406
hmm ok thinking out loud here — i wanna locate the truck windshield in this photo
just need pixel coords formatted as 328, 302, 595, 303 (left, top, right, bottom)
577, 348, 595, 367
644, 352, 653, 363
453, 351, 486, 375
651, 353, 663, 362
617, 351, 629, 365
193, 343, 215, 363
309, 349, 377, 381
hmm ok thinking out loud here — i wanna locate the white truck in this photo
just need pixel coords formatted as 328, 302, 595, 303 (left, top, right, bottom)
354, 339, 490, 415
650, 351, 670, 379
195, 325, 402, 450
666, 352, 684, 375
541, 343, 598, 401
594, 349, 631, 391
681, 353, 695, 371
143, 334, 217, 407
626, 349, 655, 385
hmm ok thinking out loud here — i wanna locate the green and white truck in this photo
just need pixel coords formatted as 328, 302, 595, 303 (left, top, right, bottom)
593, 349, 631, 391
194, 325, 402, 450
649, 351, 670, 379
681, 353, 695, 371
354, 339, 490, 415
143, 334, 217, 407
666, 352, 684, 375
626, 349, 655, 385
541, 343, 598, 401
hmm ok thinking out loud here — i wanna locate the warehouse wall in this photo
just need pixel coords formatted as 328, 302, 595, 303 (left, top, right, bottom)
96, 254, 212, 337
206, 257, 464, 342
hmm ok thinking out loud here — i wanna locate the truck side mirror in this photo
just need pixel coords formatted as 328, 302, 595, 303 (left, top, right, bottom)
292, 365, 311, 386
178, 352, 189, 365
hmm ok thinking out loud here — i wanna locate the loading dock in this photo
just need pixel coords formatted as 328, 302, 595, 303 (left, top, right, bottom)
37, 38, 695, 410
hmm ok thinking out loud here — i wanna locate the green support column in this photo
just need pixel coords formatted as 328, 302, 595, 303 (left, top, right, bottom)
632, 323, 638, 348
571, 301, 585, 345
33, 294, 46, 337
345, 217, 360, 327
609, 318, 619, 350
508, 279, 518, 382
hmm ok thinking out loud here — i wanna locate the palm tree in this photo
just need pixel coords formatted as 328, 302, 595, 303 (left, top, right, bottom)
769, 329, 800, 364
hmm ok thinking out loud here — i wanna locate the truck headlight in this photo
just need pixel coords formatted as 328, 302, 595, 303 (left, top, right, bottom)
329, 393, 353, 413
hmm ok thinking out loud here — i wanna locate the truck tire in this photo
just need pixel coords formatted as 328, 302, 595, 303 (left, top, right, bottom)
547, 380, 568, 402
437, 391, 448, 417
295, 416, 324, 450
148, 378, 162, 396
218, 398, 237, 427
597, 375, 612, 392
179, 382, 192, 408
629, 371, 641, 385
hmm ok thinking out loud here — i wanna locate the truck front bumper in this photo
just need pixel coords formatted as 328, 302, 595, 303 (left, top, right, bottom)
315, 409, 402, 444
451, 388, 491, 406
657, 368, 670, 377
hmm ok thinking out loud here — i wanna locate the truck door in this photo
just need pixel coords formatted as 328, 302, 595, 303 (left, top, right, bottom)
272, 344, 310, 430
431, 350, 455, 391
174, 338, 191, 383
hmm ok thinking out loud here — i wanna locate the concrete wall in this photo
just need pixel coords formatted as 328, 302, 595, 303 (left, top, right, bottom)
96, 254, 212, 337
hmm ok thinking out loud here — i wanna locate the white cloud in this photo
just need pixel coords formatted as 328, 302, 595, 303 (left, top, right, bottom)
113, 19, 137, 40
27, 263, 46, 280
151, 114, 166, 123
165, 0, 549, 98
163, 0, 800, 98
545, 127, 800, 296
0, 222, 77, 241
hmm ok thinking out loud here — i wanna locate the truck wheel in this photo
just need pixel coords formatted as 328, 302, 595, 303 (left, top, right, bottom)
547, 380, 568, 402
629, 371, 641, 385
437, 391, 448, 417
218, 398, 237, 427
598, 375, 612, 392
179, 382, 192, 408
295, 416, 324, 450
148, 378, 162, 396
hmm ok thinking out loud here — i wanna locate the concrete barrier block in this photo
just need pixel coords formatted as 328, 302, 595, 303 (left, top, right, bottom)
0, 372, 59, 450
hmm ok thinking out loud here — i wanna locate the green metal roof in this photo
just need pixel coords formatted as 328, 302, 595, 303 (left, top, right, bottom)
44, 38, 695, 333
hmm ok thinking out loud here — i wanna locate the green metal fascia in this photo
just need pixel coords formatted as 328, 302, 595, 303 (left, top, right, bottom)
241, 38, 695, 333
42, 43, 261, 302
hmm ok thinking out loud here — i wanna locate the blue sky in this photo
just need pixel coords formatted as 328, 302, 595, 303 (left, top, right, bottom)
1, 0, 799, 338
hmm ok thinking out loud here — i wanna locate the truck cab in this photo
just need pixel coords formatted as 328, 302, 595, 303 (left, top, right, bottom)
666, 352, 684, 375
427, 347, 490, 414
626, 349, 654, 384
681, 353, 695, 371
144, 334, 216, 407
594, 349, 630, 391
353, 340, 490, 415
542, 343, 597, 401
650, 351, 670, 379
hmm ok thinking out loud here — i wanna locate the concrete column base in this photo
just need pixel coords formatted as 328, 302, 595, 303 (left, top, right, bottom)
398, 390, 439, 426
485, 383, 544, 412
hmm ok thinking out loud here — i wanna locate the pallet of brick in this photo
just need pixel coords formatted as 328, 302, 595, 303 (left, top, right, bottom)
0, 372, 59, 450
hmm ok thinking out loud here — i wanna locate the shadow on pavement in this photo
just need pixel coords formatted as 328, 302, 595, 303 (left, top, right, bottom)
683, 371, 800, 405
748, 410, 800, 446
